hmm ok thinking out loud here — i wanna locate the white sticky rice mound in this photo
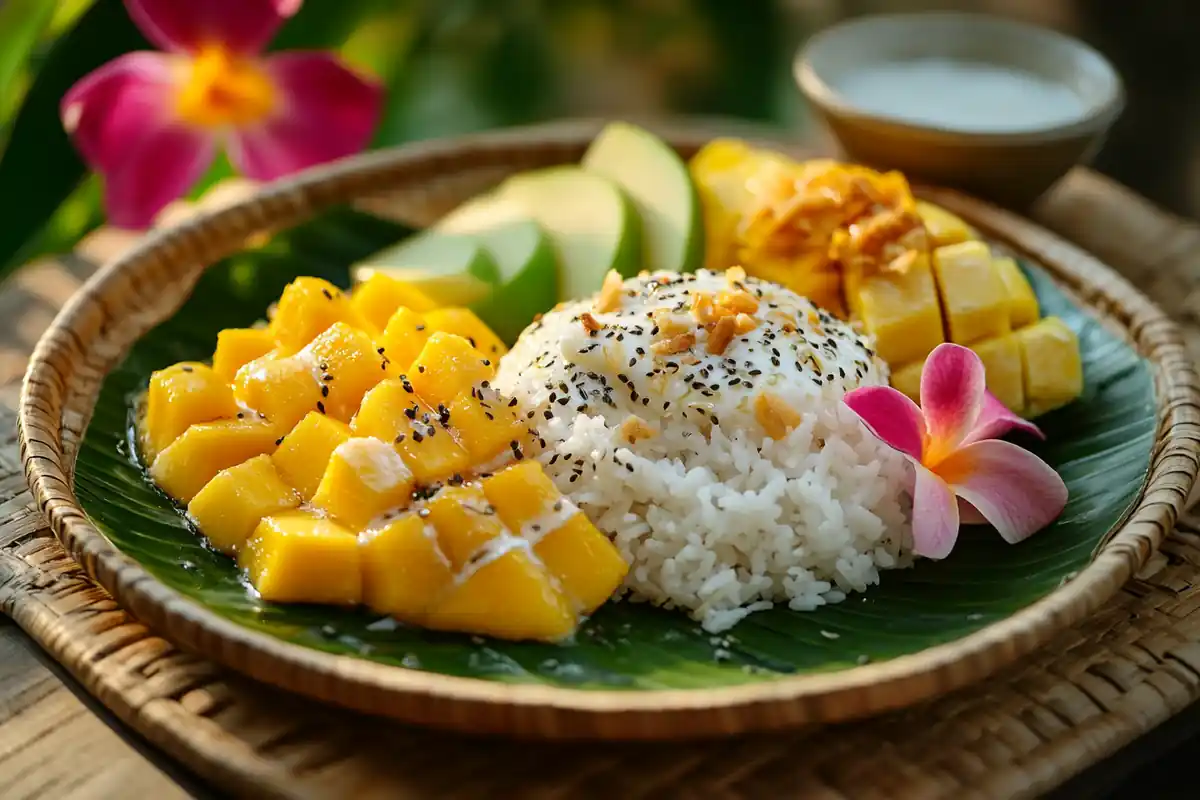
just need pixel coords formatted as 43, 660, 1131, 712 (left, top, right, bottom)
495, 270, 912, 632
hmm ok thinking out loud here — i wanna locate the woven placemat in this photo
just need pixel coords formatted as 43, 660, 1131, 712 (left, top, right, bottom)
3, 164, 1200, 797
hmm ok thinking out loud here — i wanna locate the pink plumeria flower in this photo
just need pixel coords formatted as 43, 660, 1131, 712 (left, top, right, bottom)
844, 343, 1068, 560
61, 0, 382, 229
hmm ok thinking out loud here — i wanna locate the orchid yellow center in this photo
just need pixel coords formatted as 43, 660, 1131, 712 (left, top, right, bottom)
176, 46, 275, 128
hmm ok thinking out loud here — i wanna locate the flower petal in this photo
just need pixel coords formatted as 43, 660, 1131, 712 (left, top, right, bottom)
842, 385, 925, 460
912, 464, 960, 559
920, 343, 986, 457
937, 439, 1069, 544
61, 52, 216, 228
124, 0, 297, 55
225, 53, 381, 181
963, 391, 1045, 445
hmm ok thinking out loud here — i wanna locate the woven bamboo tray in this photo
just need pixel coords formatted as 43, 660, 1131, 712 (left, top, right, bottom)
17, 121, 1200, 746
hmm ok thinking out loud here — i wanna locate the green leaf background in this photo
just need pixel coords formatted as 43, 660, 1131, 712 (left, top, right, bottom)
72, 207, 1156, 690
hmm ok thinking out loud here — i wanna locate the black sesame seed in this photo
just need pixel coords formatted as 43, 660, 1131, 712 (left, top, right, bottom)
180, 365, 193, 373
411, 431, 424, 443
322, 288, 333, 299
316, 401, 326, 414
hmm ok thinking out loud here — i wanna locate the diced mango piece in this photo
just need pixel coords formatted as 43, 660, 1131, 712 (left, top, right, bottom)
311, 437, 414, 530
1017, 317, 1083, 417
359, 514, 453, 621
306, 322, 390, 422
425, 484, 505, 569
150, 418, 279, 502
270, 277, 373, 353
994, 256, 1040, 329
351, 273, 438, 330
889, 361, 922, 405
377, 306, 430, 376
353, 380, 471, 485
142, 362, 239, 457
212, 328, 275, 381
933, 241, 1011, 345
972, 333, 1025, 413
846, 251, 944, 365
447, 386, 527, 464
482, 462, 627, 613
234, 352, 321, 432
408, 332, 495, 407
916, 200, 976, 247
423, 308, 507, 359
742, 255, 845, 318
241, 510, 361, 605
271, 412, 351, 500
424, 548, 576, 642
187, 455, 300, 554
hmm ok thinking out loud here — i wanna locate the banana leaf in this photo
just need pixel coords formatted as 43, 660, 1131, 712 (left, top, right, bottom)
73, 205, 1156, 689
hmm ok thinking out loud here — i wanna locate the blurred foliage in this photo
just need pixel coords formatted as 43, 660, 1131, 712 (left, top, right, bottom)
0, 0, 805, 281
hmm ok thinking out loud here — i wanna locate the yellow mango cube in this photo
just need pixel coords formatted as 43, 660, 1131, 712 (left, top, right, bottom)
888, 361, 922, 405
351, 273, 438, 330
234, 352, 322, 432
306, 322, 390, 422
916, 200, 976, 247
359, 514, 453, 621
142, 362, 239, 457
352, 380, 470, 485
270, 277, 374, 353
186, 454, 300, 554
447, 386, 527, 464
271, 412, 352, 500
846, 251, 944, 366
311, 437, 415, 530
1017, 317, 1084, 417
212, 328, 275, 381
377, 306, 430, 376
423, 308, 508, 359
972, 333, 1025, 413
241, 510, 361, 605
408, 332, 495, 408
933, 241, 1011, 345
424, 548, 576, 642
994, 256, 1040, 329
425, 485, 506, 569
150, 418, 280, 502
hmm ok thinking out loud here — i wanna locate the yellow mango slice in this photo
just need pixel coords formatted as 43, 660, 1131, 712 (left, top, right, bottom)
271, 412, 351, 500
234, 352, 322, 432
423, 308, 507, 359
376, 306, 430, 376
993, 256, 1040, 329
972, 333, 1025, 413
241, 510, 361, 605
424, 548, 576, 642
845, 251, 944, 366
482, 462, 627, 613
270, 276, 374, 354
888, 361, 922, 405
425, 484, 505, 569
446, 385, 527, 464
306, 322, 390, 423
212, 328, 275, 381
1017, 317, 1083, 417
187, 454, 300, 554
310, 437, 414, 530
933, 241, 1011, 345
408, 332, 495, 408
353, 380, 471, 485
351, 273, 438, 329
150, 418, 279, 502
916, 200, 976, 247
142, 362, 239, 458
742, 255, 846, 319
359, 514, 452, 621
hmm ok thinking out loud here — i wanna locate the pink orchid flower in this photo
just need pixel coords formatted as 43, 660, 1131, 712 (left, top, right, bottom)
61, 0, 382, 229
844, 343, 1069, 560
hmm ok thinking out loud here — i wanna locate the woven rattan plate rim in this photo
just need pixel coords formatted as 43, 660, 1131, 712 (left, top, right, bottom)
18, 119, 1200, 740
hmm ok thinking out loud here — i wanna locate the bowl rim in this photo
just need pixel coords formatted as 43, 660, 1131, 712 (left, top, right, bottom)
794, 11, 1126, 146
17, 120, 1198, 740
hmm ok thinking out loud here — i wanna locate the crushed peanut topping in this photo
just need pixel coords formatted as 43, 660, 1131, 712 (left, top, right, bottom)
691, 291, 717, 325
706, 315, 737, 355
580, 312, 603, 333
716, 288, 759, 315
734, 313, 758, 335
619, 415, 657, 444
725, 266, 747, 283
651, 331, 696, 356
595, 270, 625, 313
651, 308, 691, 338
754, 391, 803, 441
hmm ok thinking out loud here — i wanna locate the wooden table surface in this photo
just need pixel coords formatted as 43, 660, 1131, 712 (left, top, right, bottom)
2, 168, 1199, 798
